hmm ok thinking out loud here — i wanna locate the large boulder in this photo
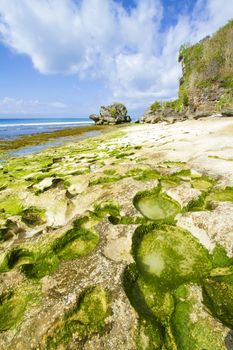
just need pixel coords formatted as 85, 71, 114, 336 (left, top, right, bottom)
90, 103, 131, 125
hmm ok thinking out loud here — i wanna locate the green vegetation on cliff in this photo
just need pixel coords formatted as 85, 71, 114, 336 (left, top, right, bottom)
147, 20, 233, 118
179, 19, 233, 112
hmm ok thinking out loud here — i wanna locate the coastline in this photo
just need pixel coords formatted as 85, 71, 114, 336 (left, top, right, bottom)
1, 116, 233, 348
0, 123, 130, 155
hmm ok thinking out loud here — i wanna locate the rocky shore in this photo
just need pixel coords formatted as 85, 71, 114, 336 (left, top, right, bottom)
0, 117, 233, 349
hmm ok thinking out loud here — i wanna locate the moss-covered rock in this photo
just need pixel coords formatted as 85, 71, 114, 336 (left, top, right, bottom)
0, 216, 99, 279
46, 286, 109, 349
133, 186, 181, 223
0, 194, 24, 216
0, 281, 40, 332
172, 284, 229, 350
203, 275, 233, 328
206, 186, 233, 203
21, 206, 46, 226
132, 225, 212, 290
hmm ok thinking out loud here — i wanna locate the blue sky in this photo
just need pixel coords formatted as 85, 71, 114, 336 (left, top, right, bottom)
0, 0, 232, 118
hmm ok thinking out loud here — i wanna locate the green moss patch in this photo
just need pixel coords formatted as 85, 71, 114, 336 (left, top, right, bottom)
0, 292, 28, 332
132, 225, 212, 290
203, 276, 233, 328
126, 168, 160, 181
46, 286, 109, 349
21, 206, 46, 226
133, 186, 181, 222
6, 248, 35, 270
0, 218, 25, 242
206, 186, 233, 202
108, 215, 149, 226
186, 186, 233, 212
1, 216, 99, 279
136, 318, 163, 350
52, 218, 99, 261
89, 174, 123, 186
185, 191, 209, 211
211, 245, 233, 268
0, 195, 24, 216
91, 200, 120, 219
0, 282, 40, 332
137, 275, 174, 323
191, 177, 214, 191
123, 264, 165, 347
123, 264, 175, 349
172, 284, 228, 350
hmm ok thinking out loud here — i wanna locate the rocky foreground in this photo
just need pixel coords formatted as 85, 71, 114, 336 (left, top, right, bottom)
0, 117, 233, 349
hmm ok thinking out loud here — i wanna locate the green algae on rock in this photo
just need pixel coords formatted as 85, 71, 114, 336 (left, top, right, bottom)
132, 225, 212, 290
191, 176, 215, 191
133, 186, 181, 222
0, 194, 24, 216
206, 186, 233, 203
123, 264, 165, 348
46, 286, 109, 349
0, 294, 27, 332
21, 206, 46, 226
52, 216, 99, 261
203, 275, 233, 329
172, 284, 229, 350
0, 280, 40, 332
136, 318, 163, 350
126, 167, 160, 181
186, 186, 233, 212
0, 216, 99, 279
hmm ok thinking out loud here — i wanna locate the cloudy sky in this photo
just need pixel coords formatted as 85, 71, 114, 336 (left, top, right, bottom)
0, 0, 233, 118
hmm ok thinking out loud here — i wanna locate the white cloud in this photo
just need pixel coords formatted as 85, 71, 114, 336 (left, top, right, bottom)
0, 0, 232, 111
0, 97, 67, 114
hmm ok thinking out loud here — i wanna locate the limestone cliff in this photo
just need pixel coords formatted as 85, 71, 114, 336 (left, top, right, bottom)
142, 20, 233, 123
179, 19, 233, 115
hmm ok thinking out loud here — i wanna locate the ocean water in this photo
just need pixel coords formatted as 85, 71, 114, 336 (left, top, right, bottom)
0, 117, 92, 140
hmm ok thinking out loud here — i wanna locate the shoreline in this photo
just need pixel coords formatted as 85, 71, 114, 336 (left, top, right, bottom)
0, 123, 130, 154
0, 116, 233, 348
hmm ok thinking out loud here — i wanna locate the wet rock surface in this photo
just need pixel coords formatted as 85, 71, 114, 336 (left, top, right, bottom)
0, 119, 233, 349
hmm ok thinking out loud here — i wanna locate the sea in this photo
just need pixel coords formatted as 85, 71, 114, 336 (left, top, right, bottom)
0, 117, 92, 140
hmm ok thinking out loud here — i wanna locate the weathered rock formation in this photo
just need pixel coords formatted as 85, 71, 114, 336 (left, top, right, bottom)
90, 103, 131, 125
141, 105, 186, 124
142, 20, 233, 124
